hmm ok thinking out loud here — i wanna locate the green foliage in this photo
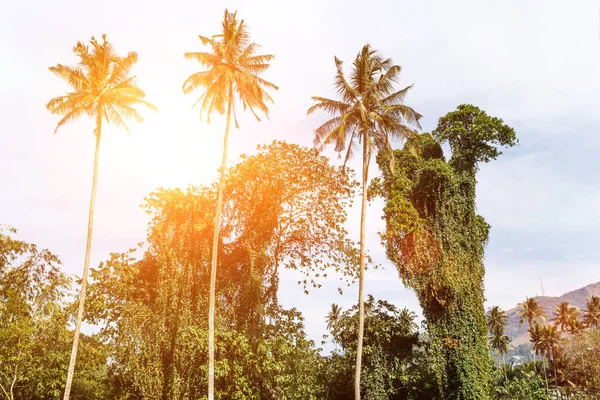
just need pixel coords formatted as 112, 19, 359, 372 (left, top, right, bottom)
560, 329, 600, 396
318, 295, 438, 400
375, 105, 517, 399
493, 373, 551, 400
0, 226, 108, 400
85, 142, 357, 399
433, 104, 517, 171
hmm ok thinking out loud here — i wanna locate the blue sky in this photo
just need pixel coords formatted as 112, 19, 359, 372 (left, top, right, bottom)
1, 0, 600, 345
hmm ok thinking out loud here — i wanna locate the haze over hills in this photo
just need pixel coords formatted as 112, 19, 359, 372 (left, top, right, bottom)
504, 281, 600, 346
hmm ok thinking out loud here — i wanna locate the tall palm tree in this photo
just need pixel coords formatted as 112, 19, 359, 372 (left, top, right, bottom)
583, 295, 600, 329
518, 297, 546, 371
182, 10, 277, 400
487, 306, 510, 377
46, 35, 156, 400
308, 44, 421, 400
543, 324, 561, 393
529, 323, 549, 391
489, 327, 510, 379
553, 301, 579, 333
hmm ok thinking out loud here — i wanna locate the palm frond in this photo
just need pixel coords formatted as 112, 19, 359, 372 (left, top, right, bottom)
48, 64, 88, 91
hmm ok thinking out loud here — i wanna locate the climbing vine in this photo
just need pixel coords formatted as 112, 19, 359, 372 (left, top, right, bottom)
375, 104, 517, 400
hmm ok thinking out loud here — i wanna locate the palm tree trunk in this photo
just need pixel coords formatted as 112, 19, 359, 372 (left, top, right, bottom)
552, 347, 559, 399
207, 84, 233, 400
542, 354, 549, 393
354, 136, 369, 400
63, 111, 103, 400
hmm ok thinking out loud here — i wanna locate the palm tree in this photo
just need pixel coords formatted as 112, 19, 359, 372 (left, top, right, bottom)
553, 301, 578, 333
47, 35, 155, 400
489, 327, 510, 379
487, 306, 508, 334
518, 297, 547, 328
543, 324, 561, 393
583, 295, 600, 329
399, 307, 418, 333
487, 306, 509, 377
308, 44, 421, 400
568, 318, 586, 335
518, 297, 546, 371
529, 323, 549, 391
326, 303, 342, 332
182, 10, 277, 400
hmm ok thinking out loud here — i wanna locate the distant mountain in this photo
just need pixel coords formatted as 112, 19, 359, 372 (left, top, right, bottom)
504, 281, 600, 346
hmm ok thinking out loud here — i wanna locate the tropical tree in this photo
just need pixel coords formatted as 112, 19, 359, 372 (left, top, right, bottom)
487, 306, 508, 335
529, 323, 550, 390
560, 329, 600, 393
583, 295, 600, 329
46, 34, 155, 400
326, 304, 342, 332
490, 328, 510, 379
519, 298, 546, 372
518, 297, 547, 329
543, 324, 561, 393
321, 296, 424, 399
0, 226, 109, 400
182, 9, 278, 400
308, 44, 421, 400
376, 106, 517, 399
487, 306, 509, 375
85, 142, 355, 399
398, 308, 418, 333
552, 301, 579, 333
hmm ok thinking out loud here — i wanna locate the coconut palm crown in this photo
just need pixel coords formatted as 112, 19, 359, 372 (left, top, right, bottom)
308, 44, 421, 167
552, 301, 579, 333
518, 297, 547, 328
47, 34, 156, 134
182, 9, 278, 125
583, 295, 600, 329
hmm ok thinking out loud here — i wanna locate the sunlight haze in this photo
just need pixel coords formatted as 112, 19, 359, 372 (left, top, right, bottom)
2, 0, 600, 348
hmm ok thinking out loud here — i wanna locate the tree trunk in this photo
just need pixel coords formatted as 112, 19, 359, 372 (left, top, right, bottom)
354, 136, 369, 400
552, 347, 559, 399
542, 354, 549, 393
207, 84, 233, 400
63, 111, 103, 400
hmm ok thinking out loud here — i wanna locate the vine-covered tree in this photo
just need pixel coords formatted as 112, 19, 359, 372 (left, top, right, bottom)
46, 34, 156, 400
375, 104, 517, 399
85, 142, 358, 399
182, 11, 278, 398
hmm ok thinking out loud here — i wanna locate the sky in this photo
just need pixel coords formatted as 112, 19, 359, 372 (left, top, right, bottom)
1, 0, 600, 347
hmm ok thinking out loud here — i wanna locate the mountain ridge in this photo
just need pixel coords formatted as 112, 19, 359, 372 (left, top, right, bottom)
503, 281, 600, 345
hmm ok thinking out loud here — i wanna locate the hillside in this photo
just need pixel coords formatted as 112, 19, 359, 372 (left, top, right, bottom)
504, 281, 600, 346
